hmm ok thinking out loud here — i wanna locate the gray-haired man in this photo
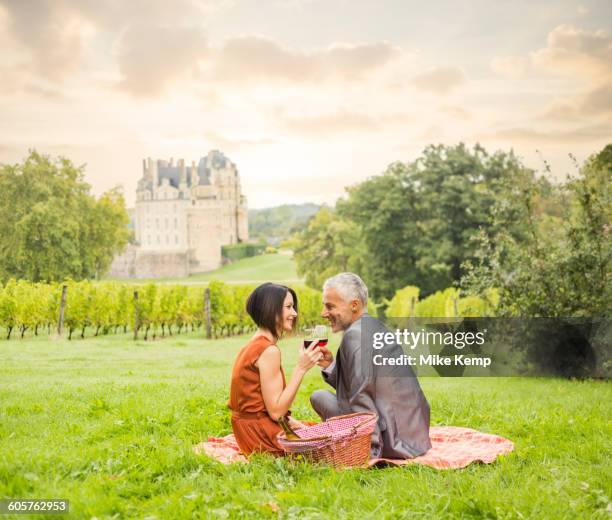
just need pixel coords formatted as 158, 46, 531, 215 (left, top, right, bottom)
311, 272, 431, 458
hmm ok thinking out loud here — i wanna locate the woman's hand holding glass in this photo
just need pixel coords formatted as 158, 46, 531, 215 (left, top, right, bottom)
297, 340, 323, 373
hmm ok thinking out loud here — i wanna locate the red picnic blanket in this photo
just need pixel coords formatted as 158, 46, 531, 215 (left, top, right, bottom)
193, 425, 514, 469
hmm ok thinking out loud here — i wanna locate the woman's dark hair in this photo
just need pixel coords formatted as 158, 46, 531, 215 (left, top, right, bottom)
246, 283, 298, 338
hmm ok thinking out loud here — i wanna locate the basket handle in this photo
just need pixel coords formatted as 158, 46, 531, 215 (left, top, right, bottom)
325, 412, 377, 438
351, 415, 377, 438
358, 413, 378, 429
347, 412, 378, 432
326, 411, 377, 427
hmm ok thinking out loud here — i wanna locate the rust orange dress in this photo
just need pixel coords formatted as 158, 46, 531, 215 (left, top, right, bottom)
228, 334, 290, 457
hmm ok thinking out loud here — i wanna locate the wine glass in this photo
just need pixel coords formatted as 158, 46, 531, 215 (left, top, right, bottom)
303, 325, 329, 349
313, 324, 329, 347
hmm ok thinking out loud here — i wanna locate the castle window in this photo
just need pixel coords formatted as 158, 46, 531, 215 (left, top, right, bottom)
155, 218, 159, 228
175, 235, 178, 244
174, 218, 177, 229
157, 235, 160, 244
166, 235, 169, 244
165, 218, 168, 229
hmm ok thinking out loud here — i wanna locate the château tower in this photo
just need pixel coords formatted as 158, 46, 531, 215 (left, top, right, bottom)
112, 150, 248, 278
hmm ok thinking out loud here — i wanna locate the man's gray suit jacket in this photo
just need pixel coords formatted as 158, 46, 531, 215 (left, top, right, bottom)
322, 313, 431, 458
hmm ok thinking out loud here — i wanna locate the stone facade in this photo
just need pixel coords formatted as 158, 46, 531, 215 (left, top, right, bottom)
108, 150, 248, 278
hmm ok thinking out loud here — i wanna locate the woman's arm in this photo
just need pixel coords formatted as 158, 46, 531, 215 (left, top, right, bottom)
258, 343, 321, 421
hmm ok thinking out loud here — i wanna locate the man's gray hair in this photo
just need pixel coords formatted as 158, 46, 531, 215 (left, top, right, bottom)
323, 272, 368, 307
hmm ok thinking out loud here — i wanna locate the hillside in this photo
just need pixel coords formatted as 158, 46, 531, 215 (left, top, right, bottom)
107, 252, 303, 285
248, 203, 322, 245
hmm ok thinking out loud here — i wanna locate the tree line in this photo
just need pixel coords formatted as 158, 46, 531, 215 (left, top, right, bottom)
0, 278, 504, 341
0, 280, 327, 340
289, 143, 610, 319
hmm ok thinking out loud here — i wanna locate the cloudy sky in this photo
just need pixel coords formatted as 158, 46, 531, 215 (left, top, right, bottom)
0, 0, 610, 208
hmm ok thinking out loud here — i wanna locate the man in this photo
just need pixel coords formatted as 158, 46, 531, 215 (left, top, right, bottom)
311, 272, 431, 458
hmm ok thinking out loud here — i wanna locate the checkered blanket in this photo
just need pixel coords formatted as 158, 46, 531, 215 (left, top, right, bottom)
193, 425, 514, 469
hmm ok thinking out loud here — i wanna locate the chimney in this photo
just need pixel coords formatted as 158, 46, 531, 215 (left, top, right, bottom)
190, 161, 198, 186
149, 158, 158, 188
179, 159, 186, 183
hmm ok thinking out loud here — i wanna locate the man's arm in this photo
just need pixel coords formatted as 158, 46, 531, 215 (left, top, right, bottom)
318, 345, 338, 389
340, 328, 383, 457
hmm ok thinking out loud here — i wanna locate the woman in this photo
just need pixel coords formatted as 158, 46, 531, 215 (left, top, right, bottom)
228, 282, 322, 456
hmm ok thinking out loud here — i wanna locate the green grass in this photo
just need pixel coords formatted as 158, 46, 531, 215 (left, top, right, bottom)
188, 253, 301, 284
106, 252, 303, 285
1, 333, 611, 519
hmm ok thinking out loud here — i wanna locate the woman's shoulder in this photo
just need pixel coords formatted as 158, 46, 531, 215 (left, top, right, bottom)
255, 343, 281, 370
240, 335, 277, 359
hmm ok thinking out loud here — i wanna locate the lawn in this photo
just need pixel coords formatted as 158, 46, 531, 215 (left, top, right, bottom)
105, 252, 303, 285
0, 332, 610, 519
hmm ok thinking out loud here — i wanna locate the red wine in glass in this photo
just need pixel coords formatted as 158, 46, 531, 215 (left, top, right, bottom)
304, 338, 328, 348
304, 325, 329, 349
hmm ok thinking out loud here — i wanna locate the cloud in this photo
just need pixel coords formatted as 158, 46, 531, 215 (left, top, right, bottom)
438, 105, 471, 120
541, 82, 612, 121
282, 110, 379, 136
581, 82, 612, 114
202, 130, 278, 150
531, 24, 612, 81
491, 25, 612, 128
487, 123, 612, 144
208, 36, 401, 84
491, 25, 612, 83
0, 0, 222, 89
114, 23, 208, 97
0, 2, 403, 97
1, 0, 93, 82
409, 66, 466, 95
22, 83, 65, 100
577, 5, 589, 16
490, 55, 530, 79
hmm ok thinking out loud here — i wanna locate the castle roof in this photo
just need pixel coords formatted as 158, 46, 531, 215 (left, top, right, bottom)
142, 150, 232, 190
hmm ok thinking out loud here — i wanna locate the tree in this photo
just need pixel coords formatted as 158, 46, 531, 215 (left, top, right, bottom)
332, 144, 537, 300
462, 144, 610, 317
336, 161, 421, 300
409, 144, 529, 290
292, 207, 367, 290
461, 144, 611, 377
80, 187, 131, 279
0, 151, 130, 282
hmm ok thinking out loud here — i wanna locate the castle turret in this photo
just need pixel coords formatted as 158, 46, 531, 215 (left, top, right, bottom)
147, 157, 158, 191
189, 161, 198, 187
179, 159, 186, 183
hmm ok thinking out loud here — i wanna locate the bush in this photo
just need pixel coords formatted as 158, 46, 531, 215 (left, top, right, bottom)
221, 242, 267, 262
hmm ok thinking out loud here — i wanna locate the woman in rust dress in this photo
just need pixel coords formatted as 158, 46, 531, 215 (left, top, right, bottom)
228, 282, 323, 456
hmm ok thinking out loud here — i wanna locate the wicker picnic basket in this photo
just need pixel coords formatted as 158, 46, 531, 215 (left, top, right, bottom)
277, 412, 378, 468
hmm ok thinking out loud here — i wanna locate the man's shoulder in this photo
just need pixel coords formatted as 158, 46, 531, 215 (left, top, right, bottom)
340, 314, 383, 353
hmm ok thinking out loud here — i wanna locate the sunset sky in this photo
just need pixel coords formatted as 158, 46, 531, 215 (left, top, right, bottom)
0, 0, 610, 208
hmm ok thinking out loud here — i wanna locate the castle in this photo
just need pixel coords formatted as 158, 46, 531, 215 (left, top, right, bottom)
109, 150, 248, 278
